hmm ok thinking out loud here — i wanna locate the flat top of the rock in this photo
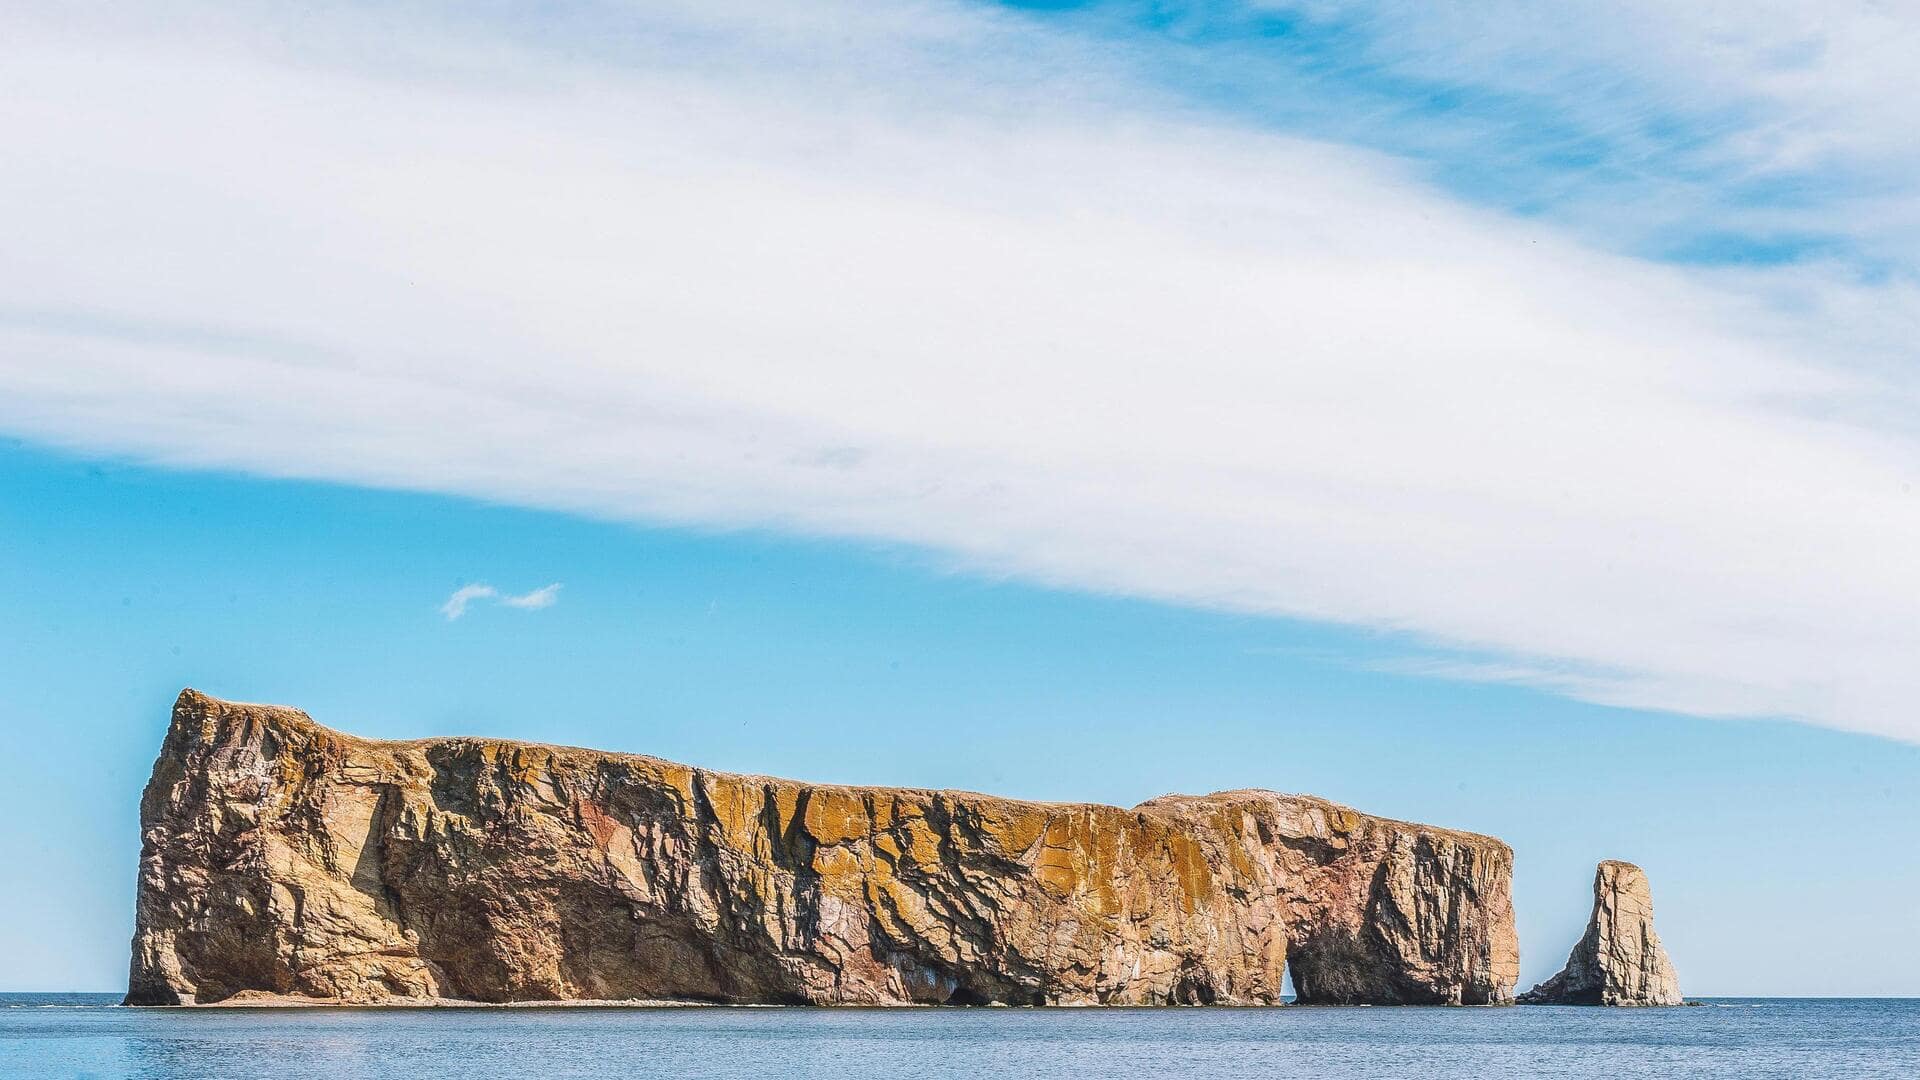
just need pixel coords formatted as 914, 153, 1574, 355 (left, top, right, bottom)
170, 688, 1505, 847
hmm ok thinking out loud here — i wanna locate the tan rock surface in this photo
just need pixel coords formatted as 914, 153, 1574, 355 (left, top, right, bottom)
1517, 860, 1681, 1005
126, 690, 1519, 1006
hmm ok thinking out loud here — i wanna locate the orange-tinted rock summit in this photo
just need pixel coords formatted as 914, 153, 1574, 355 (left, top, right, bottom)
127, 690, 1519, 1006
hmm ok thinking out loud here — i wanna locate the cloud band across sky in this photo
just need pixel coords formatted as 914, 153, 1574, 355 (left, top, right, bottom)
2, 2, 1917, 739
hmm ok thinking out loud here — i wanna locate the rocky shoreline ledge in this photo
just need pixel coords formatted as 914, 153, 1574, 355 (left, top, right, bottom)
144, 989, 746, 1008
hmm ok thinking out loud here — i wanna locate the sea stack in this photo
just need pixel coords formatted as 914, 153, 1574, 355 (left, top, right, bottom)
126, 690, 1519, 1006
1517, 860, 1682, 1005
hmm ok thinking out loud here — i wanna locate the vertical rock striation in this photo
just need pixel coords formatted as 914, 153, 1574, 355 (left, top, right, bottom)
1517, 860, 1681, 1005
127, 690, 1519, 1006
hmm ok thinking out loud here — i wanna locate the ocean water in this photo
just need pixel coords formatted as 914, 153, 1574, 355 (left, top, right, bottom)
3, 995, 1916, 1079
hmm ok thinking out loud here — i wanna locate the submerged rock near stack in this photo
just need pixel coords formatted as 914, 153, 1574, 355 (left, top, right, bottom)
1517, 860, 1681, 1006
127, 690, 1519, 1007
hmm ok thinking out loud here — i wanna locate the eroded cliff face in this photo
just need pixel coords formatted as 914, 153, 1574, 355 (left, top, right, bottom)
1517, 860, 1681, 1006
127, 690, 1518, 1006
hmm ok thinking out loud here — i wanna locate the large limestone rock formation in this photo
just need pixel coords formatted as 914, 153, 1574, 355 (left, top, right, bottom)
127, 690, 1519, 1006
1517, 860, 1681, 1005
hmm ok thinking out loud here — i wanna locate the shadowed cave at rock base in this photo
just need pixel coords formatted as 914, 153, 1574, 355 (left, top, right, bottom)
127, 690, 1519, 1007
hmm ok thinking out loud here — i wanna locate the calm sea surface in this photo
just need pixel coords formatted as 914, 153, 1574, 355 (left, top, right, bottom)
3, 994, 1915, 1079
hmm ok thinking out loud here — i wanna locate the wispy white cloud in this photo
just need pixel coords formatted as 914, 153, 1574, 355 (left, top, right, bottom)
1250, 0, 1920, 269
441, 583, 562, 620
1, 2, 1916, 739
500, 583, 563, 611
440, 584, 498, 622
1340, 0, 1920, 181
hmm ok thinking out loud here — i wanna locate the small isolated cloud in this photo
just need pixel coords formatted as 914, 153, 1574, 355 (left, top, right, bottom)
440, 584, 496, 620
441, 583, 562, 620
500, 583, 563, 610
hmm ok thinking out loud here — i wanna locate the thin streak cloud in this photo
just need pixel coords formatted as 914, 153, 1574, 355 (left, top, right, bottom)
500, 583, 563, 611
440, 584, 497, 621
441, 583, 563, 621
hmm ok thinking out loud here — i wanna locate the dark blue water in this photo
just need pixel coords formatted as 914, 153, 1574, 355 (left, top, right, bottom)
4, 994, 1916, 1078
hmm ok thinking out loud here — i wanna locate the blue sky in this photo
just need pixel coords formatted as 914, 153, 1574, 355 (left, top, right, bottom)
3, 0, 1919, 994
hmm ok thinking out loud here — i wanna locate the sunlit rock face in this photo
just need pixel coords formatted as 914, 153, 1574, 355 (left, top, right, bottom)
1518, 860, 1682, 1006
126, 690, 1518, 1007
